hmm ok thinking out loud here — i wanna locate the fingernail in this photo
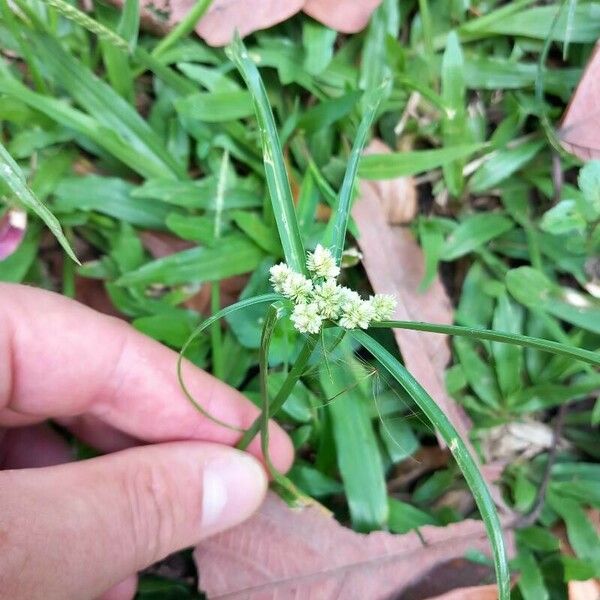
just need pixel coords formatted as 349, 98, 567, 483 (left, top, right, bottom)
200, 451, 267, 535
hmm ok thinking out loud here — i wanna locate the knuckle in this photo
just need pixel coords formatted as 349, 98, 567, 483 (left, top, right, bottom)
121, 460, 179, 565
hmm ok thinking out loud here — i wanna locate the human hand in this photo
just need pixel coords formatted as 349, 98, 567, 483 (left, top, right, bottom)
0, 284, 293, 600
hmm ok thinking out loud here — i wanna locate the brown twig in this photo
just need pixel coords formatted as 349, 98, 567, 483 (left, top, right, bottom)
511, 404, 567, 529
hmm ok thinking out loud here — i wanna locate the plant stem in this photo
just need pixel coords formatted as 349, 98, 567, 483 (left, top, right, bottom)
237, 337, 317, 450
210, 283, 223, 379
151, 0, 213, 60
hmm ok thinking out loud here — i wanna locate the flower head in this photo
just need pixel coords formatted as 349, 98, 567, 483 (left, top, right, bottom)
269, 263, 293, 295
290, 302, 323, 334
282, 271, 313, 302
306, 244, 340, 279
312, 279, 343, 320
369, 294, 397, 321
339, 290, 374, 329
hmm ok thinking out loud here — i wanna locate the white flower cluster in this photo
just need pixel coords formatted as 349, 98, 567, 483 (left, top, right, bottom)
270, 244, 396, 334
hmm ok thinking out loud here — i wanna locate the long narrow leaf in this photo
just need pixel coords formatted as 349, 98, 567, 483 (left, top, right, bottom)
0, 142, 78, 263
330, 81, 386, 263
0, 70, 159, 178
360, 143, 483, 179
352, 331, 510, 600
26, 32, 184, 179
371, 320, 600, 367
227, 36, 306, 273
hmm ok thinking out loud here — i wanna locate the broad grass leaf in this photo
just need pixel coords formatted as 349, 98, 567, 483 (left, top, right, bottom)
442, 213, 514, 261
117, 234, 265, 286
560, 43, 600, 160
195, 492, 513, 599
506, 267, 600, 334
319, 346, 388, 532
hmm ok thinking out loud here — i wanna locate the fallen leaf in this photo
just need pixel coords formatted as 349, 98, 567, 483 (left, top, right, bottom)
424, 582, 501, 600
195, 492, 513, 599
481, 421, 569, 463
560, 42, 600, 160
553, 509, 600, 600
354, 140, 467, 446
190, 0, 305, 47
303, 0, 383, 34
354, 140, 511, 514
388, 446, 450, 491
0, 208, 26, 260
140, 230, 194, 259
125, 0, 382, 47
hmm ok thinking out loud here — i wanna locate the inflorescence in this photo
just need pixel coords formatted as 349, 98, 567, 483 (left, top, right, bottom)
269, 245, 396, 334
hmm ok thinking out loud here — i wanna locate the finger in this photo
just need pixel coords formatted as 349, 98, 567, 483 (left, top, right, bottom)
0, 441, 267, 600
0, 424, 72, 469
98, 576, 137, 600
57, 415, 140, 453
0, 284, 293, 472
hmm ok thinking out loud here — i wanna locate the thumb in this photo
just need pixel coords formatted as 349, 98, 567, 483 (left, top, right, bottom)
0, 441, 267, 600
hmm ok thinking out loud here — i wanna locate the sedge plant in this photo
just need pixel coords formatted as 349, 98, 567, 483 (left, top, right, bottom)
2, 4, 597, 599
176, 36, 600, 600
17, 4, 594, 595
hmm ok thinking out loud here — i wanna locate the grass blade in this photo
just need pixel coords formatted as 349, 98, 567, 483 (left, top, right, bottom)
370, 320, 600, 367
320, 341, 388, 531
0, 70, 162, 178
329, 81, 386, 263
227, 35, 306, 273
0, 142, 78, 263
152, 0, 213, 60
44, 0, 195, 95
360, 143, 483, 179
441, 31, 467, 196
352, 330, 510, 600
27, 32, 184, 180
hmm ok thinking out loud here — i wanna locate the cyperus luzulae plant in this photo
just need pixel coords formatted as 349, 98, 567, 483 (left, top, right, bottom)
176, 36, 600, 600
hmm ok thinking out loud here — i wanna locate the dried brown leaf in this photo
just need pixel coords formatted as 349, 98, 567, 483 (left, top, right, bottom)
560, 42, 600, 160
191, 0, 305, 47
354, 140, 467, 445
195, 492, 512, 599
425, 582, 501, 600
126, 0, 381, 47
303, 0, 383, 33
354, 140, 511, 514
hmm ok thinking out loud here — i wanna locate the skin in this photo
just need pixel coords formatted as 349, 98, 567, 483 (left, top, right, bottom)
0, 283, 294, 600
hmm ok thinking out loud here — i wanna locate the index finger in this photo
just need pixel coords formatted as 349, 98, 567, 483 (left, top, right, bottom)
0, 284, 293, 472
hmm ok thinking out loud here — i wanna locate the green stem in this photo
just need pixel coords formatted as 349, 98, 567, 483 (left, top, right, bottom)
151, 0, 213, 60
258, 304, 310, 502
371, 320, 600, 367
210, 283, 223, 379
237, 337, 317, 450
